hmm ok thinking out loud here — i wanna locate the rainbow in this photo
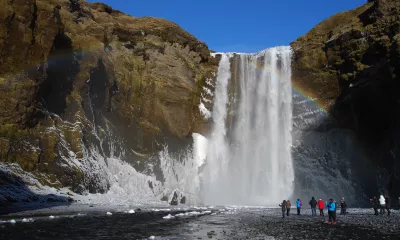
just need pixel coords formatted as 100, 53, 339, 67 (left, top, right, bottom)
291, 80, 328, 113
253, 60, 328, 113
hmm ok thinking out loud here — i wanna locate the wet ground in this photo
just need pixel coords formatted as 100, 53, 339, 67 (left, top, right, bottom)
0, 207, 399, 239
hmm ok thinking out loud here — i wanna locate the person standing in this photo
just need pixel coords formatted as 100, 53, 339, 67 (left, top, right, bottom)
318, 199, 325, 216
279, 200, 287, 218
340, 197, 347, 215
309, 197, 317, 216
385, 196, 391, 216
286, 200, 291, 216
379, 195, 386, 215
296, 199, 302, 215
326, 199, 337, 224
371, 196, 379, 215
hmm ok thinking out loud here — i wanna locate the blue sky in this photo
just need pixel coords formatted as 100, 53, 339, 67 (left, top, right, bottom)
87, 0, 367, 53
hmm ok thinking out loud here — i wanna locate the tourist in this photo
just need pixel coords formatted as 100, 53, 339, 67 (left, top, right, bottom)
309, 197, 317, 216
317, 199, 325, 216
379, 195, 386, 215
279, 200, 287, 218
385, 196, 391, 216
286, 200, 291, 216
371, 196, 379, 215
340, 197, 347, 215
296, 199, 302, 215
326, 199, 337, 224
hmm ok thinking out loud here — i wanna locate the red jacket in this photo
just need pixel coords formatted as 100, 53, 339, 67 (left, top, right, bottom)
318, 200, 324, 209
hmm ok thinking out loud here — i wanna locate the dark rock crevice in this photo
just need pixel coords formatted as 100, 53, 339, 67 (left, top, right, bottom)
35, 32, 80, 115
29, 0, 38, 46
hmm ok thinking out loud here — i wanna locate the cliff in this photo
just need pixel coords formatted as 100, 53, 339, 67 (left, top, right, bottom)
0, 0, 217, 198
291, 0, 400, 198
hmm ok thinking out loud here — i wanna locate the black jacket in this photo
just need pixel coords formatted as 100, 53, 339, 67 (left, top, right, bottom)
385, 197, 391, 208
279, 201, 287, 211
309, 198, 317, 208
371, 198, 378, 208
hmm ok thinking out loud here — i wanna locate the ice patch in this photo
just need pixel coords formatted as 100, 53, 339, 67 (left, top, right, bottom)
9, 219, 16, 224
49, 216, 55, 219
106, 212, 113, 216
188, 211, 201, 215
22, 218, 34, 223
159, 147, 202, 205
199, 102, 211, 119
76, 158, 164, 206
128, 209, 135, 214
162, 214, 174, 219
149, 236, 156, 240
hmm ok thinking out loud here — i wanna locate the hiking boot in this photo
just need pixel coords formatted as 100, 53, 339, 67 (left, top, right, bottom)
328, 222, 332, 225
333, 222, 337, 225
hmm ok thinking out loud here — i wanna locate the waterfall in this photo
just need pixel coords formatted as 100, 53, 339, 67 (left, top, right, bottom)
202, 47, 294, 205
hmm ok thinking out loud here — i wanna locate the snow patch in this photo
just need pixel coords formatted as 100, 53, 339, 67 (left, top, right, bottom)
106, 212, 113, 216
202, 86, 214, 96
128, 209, 135, 214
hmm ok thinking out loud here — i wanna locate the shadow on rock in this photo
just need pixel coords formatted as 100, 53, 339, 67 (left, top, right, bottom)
0, 168, 72, 215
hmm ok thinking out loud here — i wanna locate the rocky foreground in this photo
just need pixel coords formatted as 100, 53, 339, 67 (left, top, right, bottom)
0, 207, 399, 239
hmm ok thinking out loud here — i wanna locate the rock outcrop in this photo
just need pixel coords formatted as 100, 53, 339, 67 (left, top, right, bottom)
291, 0, 400, 199
0, 0, 217, 195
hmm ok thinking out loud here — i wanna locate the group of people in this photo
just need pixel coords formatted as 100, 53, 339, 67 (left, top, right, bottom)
279, 197, 349, 224
370, 195, 391, 216
279, 194, 394, 224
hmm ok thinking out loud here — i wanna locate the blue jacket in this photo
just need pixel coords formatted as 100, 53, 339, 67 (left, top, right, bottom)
296, 200, 301, 208
326, 201, 336, 211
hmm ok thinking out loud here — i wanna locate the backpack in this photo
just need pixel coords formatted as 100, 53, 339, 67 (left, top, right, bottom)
300, 200, 303, 206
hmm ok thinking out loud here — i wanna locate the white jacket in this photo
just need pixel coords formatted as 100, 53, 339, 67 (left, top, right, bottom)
379, 195, 385, 205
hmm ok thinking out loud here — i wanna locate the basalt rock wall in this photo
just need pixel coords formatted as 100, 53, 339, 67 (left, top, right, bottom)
291, 0, 400, 202
0, 0, 218, 196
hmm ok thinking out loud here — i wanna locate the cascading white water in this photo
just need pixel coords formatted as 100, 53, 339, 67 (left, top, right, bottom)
202, 47, 294, 205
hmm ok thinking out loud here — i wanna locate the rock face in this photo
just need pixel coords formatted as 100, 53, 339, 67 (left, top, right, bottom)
291, 0, 400, 200
0, 0, 217, 194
